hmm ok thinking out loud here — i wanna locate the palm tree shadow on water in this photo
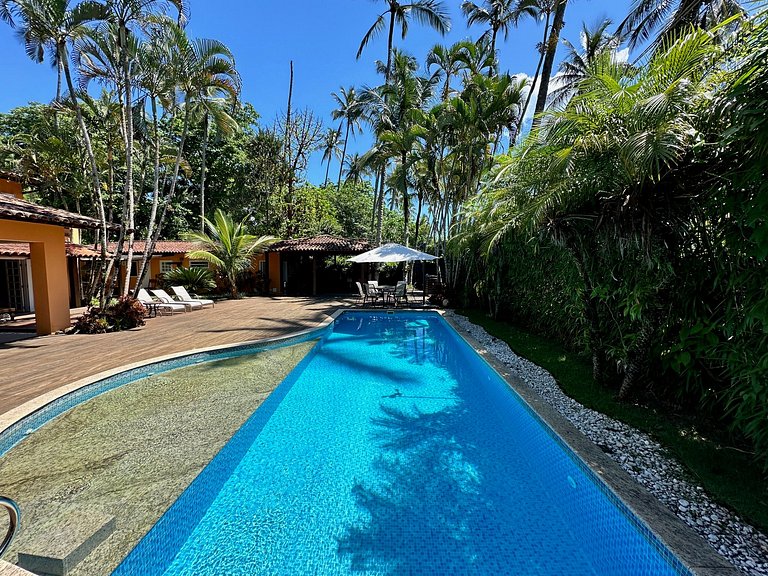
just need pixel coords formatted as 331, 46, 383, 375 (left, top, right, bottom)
335, 331, 531, 575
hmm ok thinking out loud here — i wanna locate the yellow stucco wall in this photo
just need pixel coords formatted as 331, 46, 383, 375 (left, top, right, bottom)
268, 252, 281, 294
0, 219, 70, 335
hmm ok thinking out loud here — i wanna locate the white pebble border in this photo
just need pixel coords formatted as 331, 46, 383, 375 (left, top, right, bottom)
447, 311, 768, 576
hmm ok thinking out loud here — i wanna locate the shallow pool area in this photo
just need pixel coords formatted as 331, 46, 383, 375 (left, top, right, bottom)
0, 341, 315, 575
113, 311, 691, 575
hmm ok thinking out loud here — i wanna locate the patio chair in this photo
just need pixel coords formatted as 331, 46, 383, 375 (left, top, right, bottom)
366, 282, 385, 307
136, 288, 187, 315
355, 282, 368, 307
171, 285, 215, 308
151, 288, 203, 312
391, 281, 408, 308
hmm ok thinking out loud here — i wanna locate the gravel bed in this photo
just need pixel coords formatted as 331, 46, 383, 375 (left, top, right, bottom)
447, 311, 768, 576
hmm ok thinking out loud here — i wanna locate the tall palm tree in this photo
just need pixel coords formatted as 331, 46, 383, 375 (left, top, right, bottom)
426, 41, 471, 100
184, 209, 276, 299
331, 86, 362, 189
1, 0, 111, 285
145, 24, 241, 286
105, 0, 186, 295
618, 0, 742, 49
321, 127, 341, 185
547, 19, 624, 109
356, 0, 451, 82
461, 0, 528, 72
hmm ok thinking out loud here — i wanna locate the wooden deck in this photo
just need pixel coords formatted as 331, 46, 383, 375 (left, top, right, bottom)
0, 296, 353, 418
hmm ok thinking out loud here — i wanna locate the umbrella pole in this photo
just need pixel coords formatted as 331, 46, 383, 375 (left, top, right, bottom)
422, 262, 426, 306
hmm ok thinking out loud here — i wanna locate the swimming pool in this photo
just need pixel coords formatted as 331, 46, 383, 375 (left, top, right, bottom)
112, 311, 691, 575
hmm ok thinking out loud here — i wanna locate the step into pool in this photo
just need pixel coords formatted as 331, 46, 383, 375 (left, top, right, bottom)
113, 311, 691, 575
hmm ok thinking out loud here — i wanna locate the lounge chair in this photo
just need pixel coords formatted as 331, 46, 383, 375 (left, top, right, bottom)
151, 288, 203, 312
136, 288, 187, 315
171, 286, 215, 308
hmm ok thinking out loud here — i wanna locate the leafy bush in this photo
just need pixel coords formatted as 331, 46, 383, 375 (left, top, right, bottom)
161, 266, 216, 295
71, 297, 146, 334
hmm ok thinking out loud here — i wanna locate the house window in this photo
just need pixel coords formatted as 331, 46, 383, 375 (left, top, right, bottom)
189, 260, 208, 269
258, 260, 266, 274
160, 261, 177, 274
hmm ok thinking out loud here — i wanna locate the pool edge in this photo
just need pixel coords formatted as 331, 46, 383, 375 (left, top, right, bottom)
0, 309, 345, 438
440, 312, 739, 576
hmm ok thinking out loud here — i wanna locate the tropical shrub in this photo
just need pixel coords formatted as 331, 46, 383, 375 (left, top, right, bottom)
183, 209, 277, 299
71, 297, 146, 334
161, 266, 216, 295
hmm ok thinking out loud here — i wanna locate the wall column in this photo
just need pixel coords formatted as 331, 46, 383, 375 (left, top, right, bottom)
29, 235, 70, 335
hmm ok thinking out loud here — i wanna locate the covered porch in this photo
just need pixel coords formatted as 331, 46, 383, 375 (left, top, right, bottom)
0, 175, 113, 335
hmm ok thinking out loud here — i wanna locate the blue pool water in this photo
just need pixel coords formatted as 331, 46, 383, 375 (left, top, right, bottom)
114, 312, 690, 575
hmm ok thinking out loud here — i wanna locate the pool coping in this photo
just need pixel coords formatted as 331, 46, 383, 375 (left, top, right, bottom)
441, 312, 740, 576
0, 310, 345, 438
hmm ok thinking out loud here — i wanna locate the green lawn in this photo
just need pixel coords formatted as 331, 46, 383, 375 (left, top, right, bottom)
457, 309, 768, 534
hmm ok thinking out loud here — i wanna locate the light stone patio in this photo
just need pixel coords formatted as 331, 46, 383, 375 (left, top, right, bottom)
0, 296, 354, 419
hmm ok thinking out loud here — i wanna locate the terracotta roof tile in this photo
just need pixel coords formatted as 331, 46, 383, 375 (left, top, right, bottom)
0, 193, 117, 230
105, 240, 201, 255
0, 242, 101, 258
269, 234, 372, 254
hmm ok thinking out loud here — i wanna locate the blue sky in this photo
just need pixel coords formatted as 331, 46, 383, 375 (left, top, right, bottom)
0, 0, 635, 183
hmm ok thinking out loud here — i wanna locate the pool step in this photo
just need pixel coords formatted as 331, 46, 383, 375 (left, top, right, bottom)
16, 511, 114, 576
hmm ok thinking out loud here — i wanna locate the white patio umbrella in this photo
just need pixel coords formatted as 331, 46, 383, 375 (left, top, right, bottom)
349, 243, 439, 264
349, 243, 439, 304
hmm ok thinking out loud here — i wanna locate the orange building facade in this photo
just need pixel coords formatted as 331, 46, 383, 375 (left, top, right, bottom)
0, 174, 109, 335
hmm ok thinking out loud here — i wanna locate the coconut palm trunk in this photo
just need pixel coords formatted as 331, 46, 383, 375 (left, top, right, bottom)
532, 0, 567, 128
517, 9, 550, 140
337, 120, 351, 189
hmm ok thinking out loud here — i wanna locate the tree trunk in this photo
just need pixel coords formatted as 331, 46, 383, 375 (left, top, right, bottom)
284, 60, 295, 235
60, 44, 109, 303
324, 154, 332, 185
337, 120, 350, 189
119, 23, 136, 297
490, 27, 498, 75
517, 10, 551, 141
618, 279, 670, 400
386, 8, 396, 82
376, 164, 386, 246
200, 112, 209, 232
402, 152, 409, 247
618, 307, 661, 400
570, 243, 610, 385
145, 96, 192, 276
532, 0, 567, 129
135, 96, 162, 290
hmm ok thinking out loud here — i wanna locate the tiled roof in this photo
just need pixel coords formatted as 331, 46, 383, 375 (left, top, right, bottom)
0, 242, 101, 258
106, 240, 201, 255
0, 193, 117, 230
269, 234, 372, 254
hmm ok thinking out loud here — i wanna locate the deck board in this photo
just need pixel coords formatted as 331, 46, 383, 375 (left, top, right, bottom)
0, 296, 353, 418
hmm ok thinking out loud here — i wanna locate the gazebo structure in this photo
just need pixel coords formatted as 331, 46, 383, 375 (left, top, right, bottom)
262, 234, 372, 296
0, 174, 113, 334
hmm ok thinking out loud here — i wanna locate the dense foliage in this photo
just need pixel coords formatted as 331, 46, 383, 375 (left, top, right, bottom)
456, 10, 768, 466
